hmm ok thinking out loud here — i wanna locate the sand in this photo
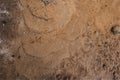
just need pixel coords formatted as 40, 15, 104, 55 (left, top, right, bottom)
0, 0, 120, 80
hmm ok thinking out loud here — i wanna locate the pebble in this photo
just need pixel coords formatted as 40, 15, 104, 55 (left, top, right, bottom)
111, 25, 120, 34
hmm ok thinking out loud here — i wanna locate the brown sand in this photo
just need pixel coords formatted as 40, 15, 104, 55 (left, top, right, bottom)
0, 0, 120, 80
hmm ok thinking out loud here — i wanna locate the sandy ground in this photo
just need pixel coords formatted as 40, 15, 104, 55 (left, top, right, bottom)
0, 0, 120, 80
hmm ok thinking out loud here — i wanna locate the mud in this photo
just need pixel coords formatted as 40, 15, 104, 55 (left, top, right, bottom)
0, 0, 120, 80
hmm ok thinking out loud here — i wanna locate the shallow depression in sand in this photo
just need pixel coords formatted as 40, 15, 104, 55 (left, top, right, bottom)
20, 0, 75, 33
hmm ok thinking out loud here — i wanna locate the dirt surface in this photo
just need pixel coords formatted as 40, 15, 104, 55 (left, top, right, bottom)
0, 0, 120, 80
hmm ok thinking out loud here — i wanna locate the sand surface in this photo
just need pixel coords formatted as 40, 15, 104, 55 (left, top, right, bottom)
0, 0, 120, 80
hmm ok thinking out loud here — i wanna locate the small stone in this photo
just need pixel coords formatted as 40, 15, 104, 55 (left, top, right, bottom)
111, 25, 120, 34
41, 0, 53, 6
